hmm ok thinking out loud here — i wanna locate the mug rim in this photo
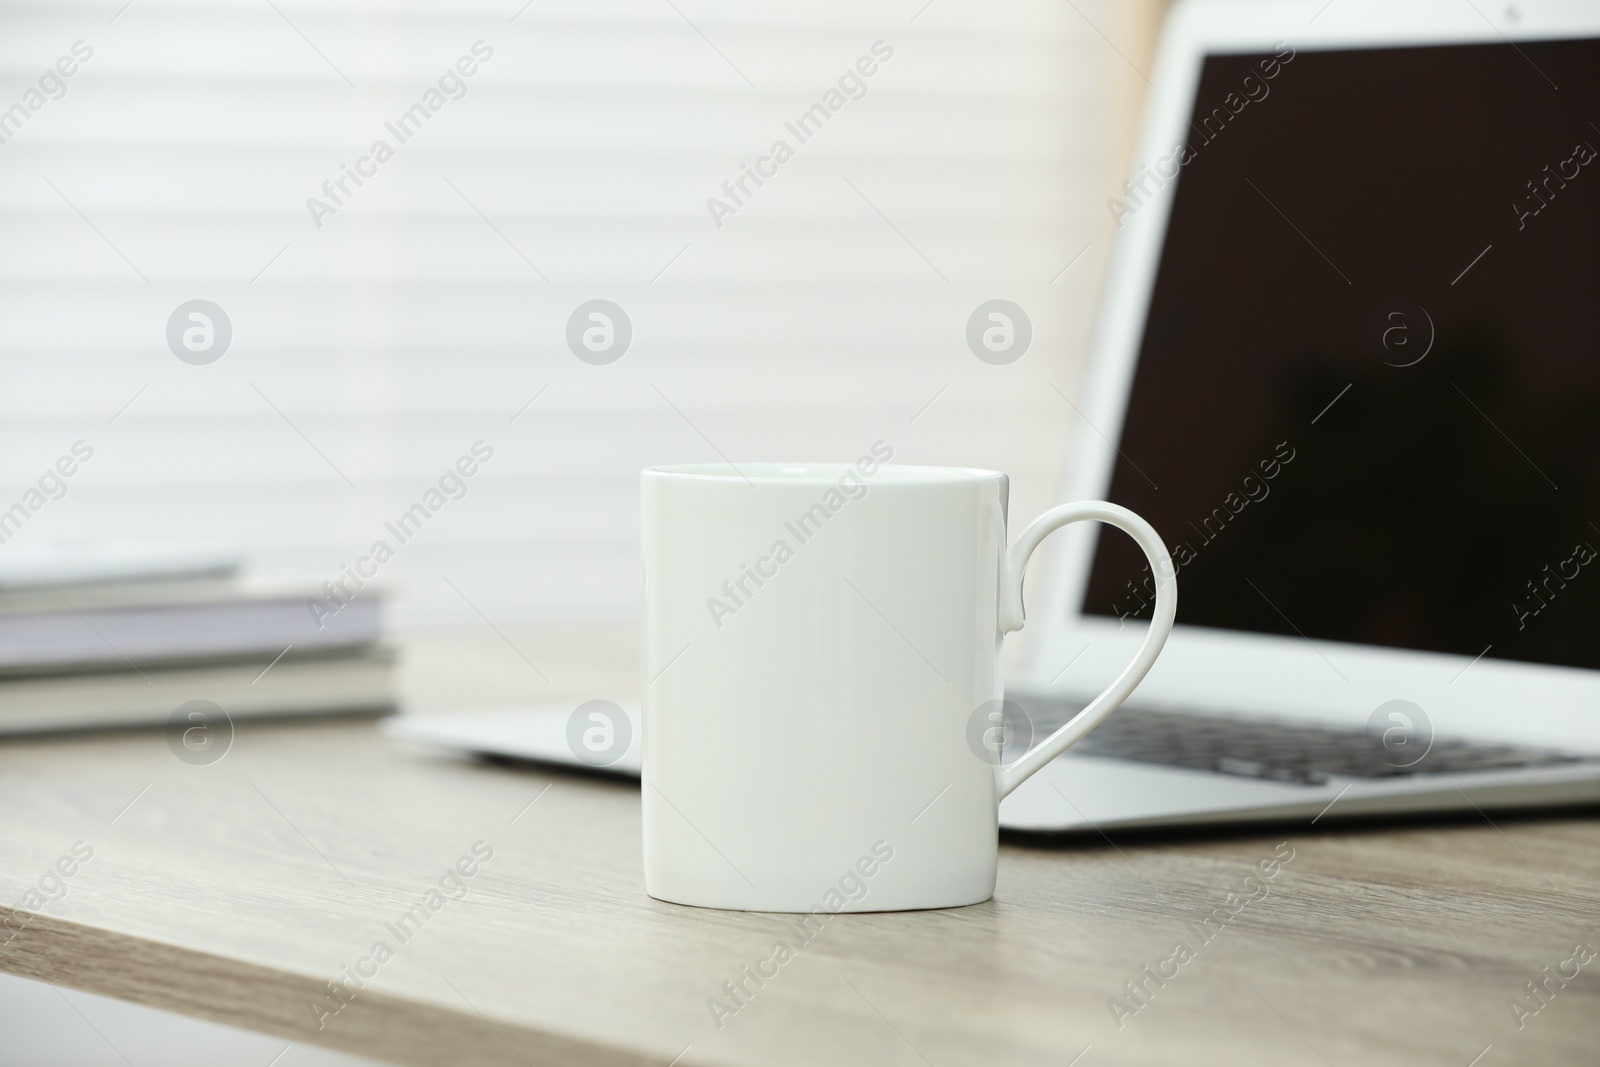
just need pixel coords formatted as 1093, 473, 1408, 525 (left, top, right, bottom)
643, 462, 1006, 485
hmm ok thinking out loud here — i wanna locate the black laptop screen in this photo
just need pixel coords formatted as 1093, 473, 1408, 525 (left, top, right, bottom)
1081, 37, 1600, 672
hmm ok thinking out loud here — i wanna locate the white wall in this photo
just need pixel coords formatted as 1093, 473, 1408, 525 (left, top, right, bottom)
0, 969, 388, 1066
0, 0, 1159, 629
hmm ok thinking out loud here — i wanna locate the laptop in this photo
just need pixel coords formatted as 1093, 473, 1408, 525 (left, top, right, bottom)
389, 0, 1600, 830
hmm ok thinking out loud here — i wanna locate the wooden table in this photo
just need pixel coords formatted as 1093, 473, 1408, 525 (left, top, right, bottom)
3, 625, 1597, 1066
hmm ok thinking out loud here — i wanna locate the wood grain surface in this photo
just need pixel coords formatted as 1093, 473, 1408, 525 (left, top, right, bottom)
2, 623, 1597, 1067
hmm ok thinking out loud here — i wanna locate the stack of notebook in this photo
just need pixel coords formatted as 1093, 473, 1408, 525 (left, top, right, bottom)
0, 545, 394, 734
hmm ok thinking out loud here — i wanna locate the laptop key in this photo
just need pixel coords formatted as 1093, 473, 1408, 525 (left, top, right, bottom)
1213, 756, 1330, 785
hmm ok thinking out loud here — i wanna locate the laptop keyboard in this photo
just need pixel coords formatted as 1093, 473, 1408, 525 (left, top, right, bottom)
1022, 704, 1588, 786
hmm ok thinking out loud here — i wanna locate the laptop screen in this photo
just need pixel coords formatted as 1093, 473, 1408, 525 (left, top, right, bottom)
1082, 37, 1600, 673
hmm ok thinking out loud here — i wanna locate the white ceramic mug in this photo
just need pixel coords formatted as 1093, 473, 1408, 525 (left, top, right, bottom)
640, 453, 1175, 911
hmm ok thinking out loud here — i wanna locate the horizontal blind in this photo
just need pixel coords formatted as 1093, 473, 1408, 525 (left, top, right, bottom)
0, 0, 1155, 627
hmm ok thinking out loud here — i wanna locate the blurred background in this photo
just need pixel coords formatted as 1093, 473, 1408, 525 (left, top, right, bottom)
1, 0, 1162, 630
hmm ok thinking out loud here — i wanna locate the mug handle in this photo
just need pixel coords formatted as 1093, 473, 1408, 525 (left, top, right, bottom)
996, 501, 1177, 799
